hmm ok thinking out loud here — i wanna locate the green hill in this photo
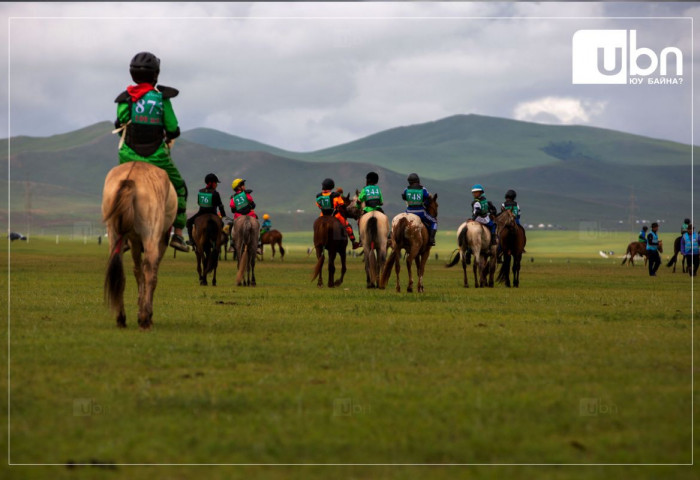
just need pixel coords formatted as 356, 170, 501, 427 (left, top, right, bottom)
181, 114, 696, 180
1, 115, 695, 235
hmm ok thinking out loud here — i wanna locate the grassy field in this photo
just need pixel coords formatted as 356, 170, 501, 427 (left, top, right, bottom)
1, 231, 696, 479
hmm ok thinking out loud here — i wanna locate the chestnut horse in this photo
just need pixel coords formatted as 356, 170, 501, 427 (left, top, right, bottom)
311, 213, 348, 288
380, 194, 438, 293
620, 241, 648, 266
102, 162, 176, 329
193, 214, 224, 286
495, 209, 526, 287
233, 215, 260, 286
259, 229, 285, 260
347, 191, 390, 289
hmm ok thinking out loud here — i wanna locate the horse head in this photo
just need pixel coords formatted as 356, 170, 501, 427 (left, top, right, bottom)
494, 209, 516, 237
344, 191, 363, 220
426, 193, 439, 218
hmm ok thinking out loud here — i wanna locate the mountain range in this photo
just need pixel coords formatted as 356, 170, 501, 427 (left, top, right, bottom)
1, 114, 696, 235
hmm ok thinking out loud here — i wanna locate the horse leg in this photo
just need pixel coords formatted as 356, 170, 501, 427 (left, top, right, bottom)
406, 251, 415, 293
472, 253, 480, 288
394, 249, 402, 293
335, 247, 347, 287
417, 253, 428, 293
137, 240, 160, 330
315, 246, 325, 288
328, 249, 337, 288
513, 254, 521, 288
250, 245, 257, 287
462, 250, 469, 288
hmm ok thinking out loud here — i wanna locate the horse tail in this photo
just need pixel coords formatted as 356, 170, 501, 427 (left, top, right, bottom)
497, 255, 511, 284
103, 179, 136, 235
446, 249, 460, 268
104, 246, 125, 313
236, 244, 248, 285
367, 217, 378, 284
621, 244, 631, 265
278, 243, 285, 258
205, 216, 219, 270
311, 250, 324, 282
380, 248, 397, 289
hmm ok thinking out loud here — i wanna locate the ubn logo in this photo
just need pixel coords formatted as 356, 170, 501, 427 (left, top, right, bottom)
572, 29, 683, 84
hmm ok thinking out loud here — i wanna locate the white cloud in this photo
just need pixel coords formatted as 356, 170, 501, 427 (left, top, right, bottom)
513, 97, 607, 125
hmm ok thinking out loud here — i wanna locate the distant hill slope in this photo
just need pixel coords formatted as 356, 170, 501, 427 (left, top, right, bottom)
181, 114, 696, 180
1, 115, 695, 233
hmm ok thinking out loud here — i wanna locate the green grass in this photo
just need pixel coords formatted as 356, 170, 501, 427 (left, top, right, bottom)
1, 232, 696, 479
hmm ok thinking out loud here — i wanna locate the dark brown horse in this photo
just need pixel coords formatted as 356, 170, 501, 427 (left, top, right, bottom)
380, 194, 438, 293
259, 229, 285, 260
193, 214, 224, 286
311, 214, 348, 288
233, 215, 260, 286
495, 210, 526, 288
102, 162, 176, 329
666, 236, 689, 273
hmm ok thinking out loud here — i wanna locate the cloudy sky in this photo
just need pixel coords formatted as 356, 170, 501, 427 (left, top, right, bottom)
1, 2, 697, 151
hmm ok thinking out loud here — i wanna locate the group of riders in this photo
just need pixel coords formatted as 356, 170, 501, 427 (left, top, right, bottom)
638, 219, 699, 277
113, 51, 522, 255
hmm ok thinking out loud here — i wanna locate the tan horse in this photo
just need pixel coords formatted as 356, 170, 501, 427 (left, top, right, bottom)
193, 214, 224, 286
380, 194, 438, 293
466, 220, 497, 288
102, 162, 176, 329
233, 216, 260, 286
347, 191, 390, 289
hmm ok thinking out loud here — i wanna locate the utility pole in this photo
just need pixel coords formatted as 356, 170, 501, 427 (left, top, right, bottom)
628, 186, 637, 230
24, 181, 32, 242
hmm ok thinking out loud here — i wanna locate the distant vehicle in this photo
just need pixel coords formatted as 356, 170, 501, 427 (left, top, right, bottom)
9, 232, 27, 241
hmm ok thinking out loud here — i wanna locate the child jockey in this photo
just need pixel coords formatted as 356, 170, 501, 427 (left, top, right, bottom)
114, 51, 189, 252
316, 178, 360, 249
260, 214, 272, 236
358, 171, 384, 214
402, 173, 437, 246
186, 173, 226, 248
638, 225, 648, 244
230, 178, 257, 219
501, 189, 521, 226
471, 184, 496, 244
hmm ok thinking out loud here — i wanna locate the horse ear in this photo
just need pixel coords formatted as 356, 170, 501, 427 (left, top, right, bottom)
434, 193, 438, 200
355, 189, 360, 196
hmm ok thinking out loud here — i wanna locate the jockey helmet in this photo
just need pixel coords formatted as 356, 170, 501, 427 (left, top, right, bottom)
471, 184, 484, 193
505, 189, 517, 200
204, 173, 220, 184
263, 214, 270, 220
129, 52, 160, 84
322, 178, 335, 190
366, 171, 379, 185
232, 178, 246, 190
407, 173, 420, 184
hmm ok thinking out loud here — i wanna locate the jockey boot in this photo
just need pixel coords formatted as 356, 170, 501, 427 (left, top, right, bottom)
170, 233, 190, 253
428, 229, 436, 246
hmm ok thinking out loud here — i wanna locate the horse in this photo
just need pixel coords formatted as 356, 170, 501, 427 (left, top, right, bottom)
380, 194, 438, 293
466, 219, 497, 288
193, 214, 224, 286
232, 215, 260, 286
620, 241, 648, 266
347, 191, 390, 289
666, 236, 689, 273
102, 162, 176, 329
495, 210, 526, 287
259, 229, 285, 261
445, 222, 471, 287
311, 213, 348, 288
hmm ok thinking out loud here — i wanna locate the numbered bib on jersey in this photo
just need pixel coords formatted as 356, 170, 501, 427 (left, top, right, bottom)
405, 188, 424, 206
233, 191, 249, 210
363, 186, 381, 202
317, 194, 332, 210
130, 90, 164, 126
197, 191, 213, 207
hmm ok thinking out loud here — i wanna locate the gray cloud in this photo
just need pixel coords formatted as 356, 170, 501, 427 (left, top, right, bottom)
0, 2, 696, 150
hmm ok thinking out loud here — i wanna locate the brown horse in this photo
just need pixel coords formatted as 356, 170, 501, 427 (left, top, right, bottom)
620, 241, 648, 266
102, 162, 176, 329
259, 229, 285, 260
193, 214, 224, 286
666, 236, 689, 273
347, 191, 390, 289
233, 215, 260, 286
311, 214, 348, 288
380, 194, 438, 293
495, 210, 526, 288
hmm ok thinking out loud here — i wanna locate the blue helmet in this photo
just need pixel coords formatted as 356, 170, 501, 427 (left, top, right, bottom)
471, 184, 484, 193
